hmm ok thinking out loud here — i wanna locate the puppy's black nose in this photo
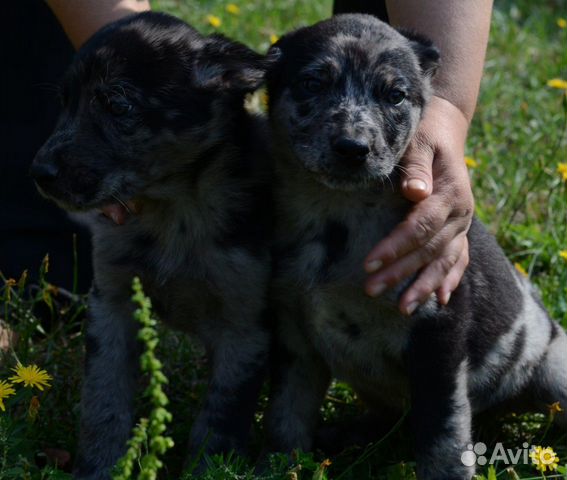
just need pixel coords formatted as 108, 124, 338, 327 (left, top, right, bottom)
30, 162, 60, 181
332, 137, 370, 166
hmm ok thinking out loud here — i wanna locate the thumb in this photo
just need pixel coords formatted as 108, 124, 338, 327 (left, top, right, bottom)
400, 143, 434, 202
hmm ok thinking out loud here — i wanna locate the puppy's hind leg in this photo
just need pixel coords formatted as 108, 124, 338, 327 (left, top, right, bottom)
74, 286, 141, 480
408, 314, 474, 480
529, 323, 567, 428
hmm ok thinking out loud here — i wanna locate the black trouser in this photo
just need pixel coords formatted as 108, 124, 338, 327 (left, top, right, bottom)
1, 1, 92, 291
0, 0, 388, 292
333, 0, 388, 22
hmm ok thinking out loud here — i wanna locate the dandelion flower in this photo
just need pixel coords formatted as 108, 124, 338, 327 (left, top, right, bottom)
10, 364, 52, 391
549, 401, 563, 414
464, 156, 478, 168
559, 250, 567, 262
530, 446, 559, 473
225, 4, 240, 15
206, 15, 222, 28
514, 262, 528, 277
557, 162, 567, 182
270, 33, 279, 44
0, 380, 16, 412
558, 18, 567, 29
547, 78, 567, 90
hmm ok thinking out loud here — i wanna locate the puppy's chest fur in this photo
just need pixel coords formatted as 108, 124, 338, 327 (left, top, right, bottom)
87, 146, 271, 341
273, 177, 428, 402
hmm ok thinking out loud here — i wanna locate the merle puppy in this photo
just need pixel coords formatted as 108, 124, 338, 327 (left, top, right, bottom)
264, 14, 567, 479
31, 12, 272, 479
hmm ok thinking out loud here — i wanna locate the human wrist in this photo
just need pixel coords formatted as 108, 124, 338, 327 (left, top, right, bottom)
429, 92, 475, 130
427, 95, 470, 150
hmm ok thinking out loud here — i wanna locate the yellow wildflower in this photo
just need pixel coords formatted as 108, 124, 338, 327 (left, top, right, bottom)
549, 401, 563, 415
270, 33, 279, 44
225, 3, 240, 15
557, 162, 567, 181
530, 446, 559, 473
547, 78, 567, 90
464, 156, 478, 168
0, 380, 16, 412
559, 250, 567, 262
514, 263, 528, 277
10, 364, 52, 391
557, 18, 567, 29
206, 15, 222, 28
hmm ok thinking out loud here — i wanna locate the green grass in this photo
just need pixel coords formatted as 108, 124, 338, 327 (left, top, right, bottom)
1, 0, 566, 479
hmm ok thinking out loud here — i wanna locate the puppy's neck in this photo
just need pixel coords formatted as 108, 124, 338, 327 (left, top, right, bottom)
275, 148, 405, 207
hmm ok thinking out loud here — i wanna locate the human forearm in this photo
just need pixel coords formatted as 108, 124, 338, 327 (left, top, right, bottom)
46, 0, 151, 49
386, 0, 493, 122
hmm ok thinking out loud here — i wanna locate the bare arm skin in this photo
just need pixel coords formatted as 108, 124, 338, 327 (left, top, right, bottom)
47, 0, 151, 49
365, 0, 493, 314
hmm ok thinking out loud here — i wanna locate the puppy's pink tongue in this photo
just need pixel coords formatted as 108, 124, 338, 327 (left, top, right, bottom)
102, 204, 128, 225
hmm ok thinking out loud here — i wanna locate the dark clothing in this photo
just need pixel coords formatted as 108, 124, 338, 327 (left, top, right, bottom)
333, 0, 388, 22
1, 1, 92, 291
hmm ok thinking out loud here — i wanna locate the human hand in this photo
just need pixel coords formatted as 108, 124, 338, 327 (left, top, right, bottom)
364, 96, 474, 315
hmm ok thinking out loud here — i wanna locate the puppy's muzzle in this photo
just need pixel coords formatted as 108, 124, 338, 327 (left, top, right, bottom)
30, 159, 60, 189
332, 136, 370, 167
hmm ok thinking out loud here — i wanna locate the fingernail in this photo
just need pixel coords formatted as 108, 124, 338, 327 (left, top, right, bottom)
365, 259, 383, 273
367, 282, 387, 297
406, 301, 419, 315
443, 292, 451, 305
407, 179, 427, 192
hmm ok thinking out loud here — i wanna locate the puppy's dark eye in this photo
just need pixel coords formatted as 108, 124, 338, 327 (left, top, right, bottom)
106, 98, 132, 116
386, 89, 406, 106
301, 78, 325, 94
95, 89, 133, 116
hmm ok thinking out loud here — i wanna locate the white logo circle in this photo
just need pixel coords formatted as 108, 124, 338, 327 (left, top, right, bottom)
461, 450, 477, 467
461, 442, 487, 466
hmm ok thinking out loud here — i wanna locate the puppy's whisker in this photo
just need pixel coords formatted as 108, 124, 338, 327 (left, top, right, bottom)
111, 193, 132, 214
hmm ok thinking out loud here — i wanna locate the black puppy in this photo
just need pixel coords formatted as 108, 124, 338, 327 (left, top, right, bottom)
31, 12, 273, 479
264, 14, 567, 480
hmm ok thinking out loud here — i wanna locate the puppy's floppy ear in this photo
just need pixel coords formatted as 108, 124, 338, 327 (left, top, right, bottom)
264, 44, 285, 100
398, 29, 440, 77
193, 35, 274, 92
